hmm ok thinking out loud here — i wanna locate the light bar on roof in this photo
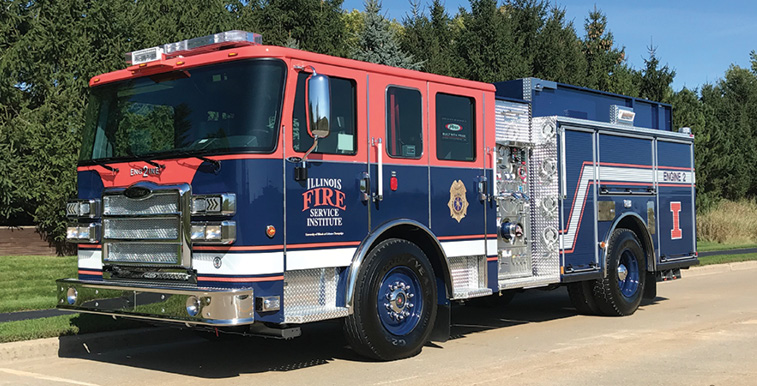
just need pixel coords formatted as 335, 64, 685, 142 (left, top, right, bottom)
125, 30, 263, 65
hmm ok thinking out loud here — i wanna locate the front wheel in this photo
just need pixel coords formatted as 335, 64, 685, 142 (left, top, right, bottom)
343, 238, 437, 360
593, 228, 646, 316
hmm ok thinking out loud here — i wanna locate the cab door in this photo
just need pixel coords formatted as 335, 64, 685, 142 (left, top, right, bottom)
367, 75, 429, 229
283, 62, 369, 271
428, 83, 487, 258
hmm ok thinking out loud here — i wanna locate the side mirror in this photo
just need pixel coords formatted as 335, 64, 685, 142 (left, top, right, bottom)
306, 71, 331, 139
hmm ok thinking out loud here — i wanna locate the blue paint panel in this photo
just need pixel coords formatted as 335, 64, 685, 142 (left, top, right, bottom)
285, 160, 368, 247
191, 159, 284, 248
487, 259, 498, 291
371, 164, 429, 229
429, 166, 484, 237
494, 78, 672, 130
599, 135, 652, 166
561, 129, 596, 270
77, 170, 104, 200
656, 141, 695, 259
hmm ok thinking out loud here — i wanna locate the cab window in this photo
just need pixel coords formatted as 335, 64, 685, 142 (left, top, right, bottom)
435, 93, 475, 161
293, 73, 357, 154
386, 86, 422, 158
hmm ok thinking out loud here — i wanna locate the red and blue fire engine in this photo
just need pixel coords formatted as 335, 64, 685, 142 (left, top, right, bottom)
58, 31, 697, 360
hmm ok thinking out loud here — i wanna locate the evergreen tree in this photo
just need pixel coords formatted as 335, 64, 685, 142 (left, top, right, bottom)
250, 0, 348, 57
351, 0, 419, 69
532, 5, 587, 85
639, 44, 676, 102
582, 6, 626, 92
456, 0, 526, 82
401, 0, 457, 76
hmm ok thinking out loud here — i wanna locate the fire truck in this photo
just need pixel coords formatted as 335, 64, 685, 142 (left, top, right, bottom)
58, 31, 697, 360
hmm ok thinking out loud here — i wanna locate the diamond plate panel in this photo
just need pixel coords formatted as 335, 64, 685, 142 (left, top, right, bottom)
104, 193, 178, 215
529, 117, 561, 280
495, 99, 530, 144
283, 268, 348, 324
449, 256, 490, 299
104, 217, 179, 239
105, 243, 180, 264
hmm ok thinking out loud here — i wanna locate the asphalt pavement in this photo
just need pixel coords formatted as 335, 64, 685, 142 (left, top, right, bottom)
1, 261, 756, 385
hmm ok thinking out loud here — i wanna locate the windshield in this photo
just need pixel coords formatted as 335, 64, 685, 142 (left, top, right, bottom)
80, 59, 286, 162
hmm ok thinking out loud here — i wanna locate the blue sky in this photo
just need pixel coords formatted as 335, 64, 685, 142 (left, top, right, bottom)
342, 0, 757, 91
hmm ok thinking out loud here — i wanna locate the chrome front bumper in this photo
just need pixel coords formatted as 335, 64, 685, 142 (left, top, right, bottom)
56, 279, 254, 326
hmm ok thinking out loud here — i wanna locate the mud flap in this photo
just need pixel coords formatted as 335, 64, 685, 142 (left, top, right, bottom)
643, 271, 657, 300
429, 303, 450, 342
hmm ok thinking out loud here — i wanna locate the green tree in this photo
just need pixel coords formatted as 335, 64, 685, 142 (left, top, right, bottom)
532, 5, 587, 85
250, 0, 349, 57
455, 0, 526, 82
582, 6, 627, 92
351, 0, 419, 69
639, 44, 676, 102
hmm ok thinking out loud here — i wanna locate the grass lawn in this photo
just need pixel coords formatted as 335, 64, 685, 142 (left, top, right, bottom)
0, 313, 144, 343
0, 255, 77, 313
697, 252, 757, 266
697, 240, 757, 252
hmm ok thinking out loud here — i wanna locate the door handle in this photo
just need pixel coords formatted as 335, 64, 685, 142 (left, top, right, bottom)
360, 172, 370, 202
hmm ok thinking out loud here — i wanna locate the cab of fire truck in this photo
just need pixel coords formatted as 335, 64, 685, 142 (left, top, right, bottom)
59, 31, 345, 333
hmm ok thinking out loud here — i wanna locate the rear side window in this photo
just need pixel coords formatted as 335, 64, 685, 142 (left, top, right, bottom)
293, 73, 357, 155
386, 87, 422, 158
436, 93, 475, 161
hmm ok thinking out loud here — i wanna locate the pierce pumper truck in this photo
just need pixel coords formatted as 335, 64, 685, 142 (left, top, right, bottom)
58, 31, 697, 360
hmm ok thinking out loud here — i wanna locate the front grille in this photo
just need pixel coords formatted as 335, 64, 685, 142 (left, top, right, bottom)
105, 243, 180, 264
104, 193, 178, 215
104, 218, 179, 239
101, 183, 190, 269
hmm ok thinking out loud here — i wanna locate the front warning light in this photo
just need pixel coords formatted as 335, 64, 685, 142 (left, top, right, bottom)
125, 30, 263, 65
266, 225, 276, 238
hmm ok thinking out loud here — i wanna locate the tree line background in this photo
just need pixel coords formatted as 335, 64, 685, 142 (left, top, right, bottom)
1, 0, 756, 253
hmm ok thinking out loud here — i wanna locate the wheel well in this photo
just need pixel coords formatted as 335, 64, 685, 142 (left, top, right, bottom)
369, 224, 452, 298
613, 215, 655, 272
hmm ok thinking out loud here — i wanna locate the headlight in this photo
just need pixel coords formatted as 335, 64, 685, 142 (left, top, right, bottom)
66, 223, 101, 243
190, 221, 236, 244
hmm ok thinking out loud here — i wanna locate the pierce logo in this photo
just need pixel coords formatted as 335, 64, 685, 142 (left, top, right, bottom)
130, 166, 161, 178
445, 123, 462, 132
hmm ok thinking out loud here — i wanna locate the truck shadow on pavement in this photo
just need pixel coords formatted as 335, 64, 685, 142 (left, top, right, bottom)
57, 287, 668, 378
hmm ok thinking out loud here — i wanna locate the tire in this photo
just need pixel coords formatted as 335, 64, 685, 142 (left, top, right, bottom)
467, 290, 516, 308
343, 238, 437, 361
567, 280, 600, 315
592, 228, 646, 316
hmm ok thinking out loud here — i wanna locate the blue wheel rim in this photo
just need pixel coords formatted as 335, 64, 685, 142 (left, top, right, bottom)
618, 249, 640, 298
377, 266, 423, 336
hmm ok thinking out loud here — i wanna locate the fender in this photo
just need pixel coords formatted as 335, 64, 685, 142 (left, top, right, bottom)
603, 211, 656, 273
344, 219, 452, 311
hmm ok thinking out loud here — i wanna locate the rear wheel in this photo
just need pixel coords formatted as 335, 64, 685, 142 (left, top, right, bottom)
593, 228, 646, 316
343, 238, 437, 360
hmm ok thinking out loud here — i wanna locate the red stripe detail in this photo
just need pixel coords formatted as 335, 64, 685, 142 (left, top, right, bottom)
196, 275, 283, 283
78, 270, 102, 276
78, 244, 101, 249
486, 257, 498, 261
658, 166, 692, 171
561, 161, 591, 235
599, 162, 653, 169
438, 234, 487, 241
658, 183, 695, 187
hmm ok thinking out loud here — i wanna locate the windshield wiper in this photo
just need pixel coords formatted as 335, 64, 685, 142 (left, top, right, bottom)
95, 161, 119, 173
125, 149, 165, 169
173, 150, 221, 172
